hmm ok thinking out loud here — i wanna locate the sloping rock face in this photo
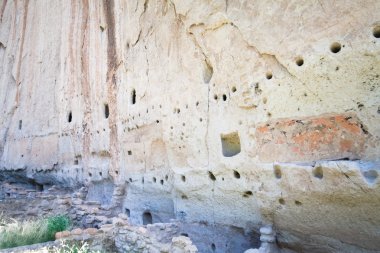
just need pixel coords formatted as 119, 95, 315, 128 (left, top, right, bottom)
1, 1, 380, 252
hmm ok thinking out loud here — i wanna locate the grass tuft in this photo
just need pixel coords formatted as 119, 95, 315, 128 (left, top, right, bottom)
0, 215, 70, 249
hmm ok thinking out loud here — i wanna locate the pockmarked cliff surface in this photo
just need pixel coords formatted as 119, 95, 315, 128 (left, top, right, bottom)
1, 1, 380, 252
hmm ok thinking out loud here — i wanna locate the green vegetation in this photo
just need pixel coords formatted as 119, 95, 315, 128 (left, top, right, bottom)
0, 214, 70, 249
52, 241, 101, 253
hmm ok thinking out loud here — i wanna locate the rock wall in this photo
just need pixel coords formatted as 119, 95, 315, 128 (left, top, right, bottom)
1, 1, 380, 252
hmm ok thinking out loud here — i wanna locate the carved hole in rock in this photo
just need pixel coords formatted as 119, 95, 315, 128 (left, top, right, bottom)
89, 172, 92, 177
274, 165, 282, 179
232, 86, 237, 93
160, 179, 164, 185
208, 171, 216, 181
35, 183, 43, 192
266, 72, 273, 80
296, 57, 304, 66
18, 120, 22, 130
181, 233, 189, 237
233, 170, 241, 179
211, 243, 216, 251
129, 178, 133, 182
203, 60, 213, 84
99, 172, 102, 176
128, 150, 132, 155
131, 89, 136, 104
74, 159, 78, 165
125, 208, 130, 217
243, 191, 253, 198
104, 104, 109, 119
222, 94, 227, 101
181, 175, 186, 182
312, 166, 323, 179
181, 194, 188, 199
214, 94, 218, 100
221, 132, 241, 157
361, 169, 378, 184
330, 42, 342, 53
153, 177, 156, 183
373, 25, 380, 38
279, 198, 285, 205
143, 211, 153, 225
68, 111, 72, 123
295, 200, 302, 206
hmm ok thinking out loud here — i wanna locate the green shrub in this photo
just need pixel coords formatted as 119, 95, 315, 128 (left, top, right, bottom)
47, 215, 71, 240
0, 215, 70, 249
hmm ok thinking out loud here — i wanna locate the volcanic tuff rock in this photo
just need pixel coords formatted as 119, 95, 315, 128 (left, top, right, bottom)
1, 1, 380, 252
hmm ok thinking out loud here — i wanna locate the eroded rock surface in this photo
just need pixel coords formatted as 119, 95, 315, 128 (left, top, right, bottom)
1, 1, 380, 252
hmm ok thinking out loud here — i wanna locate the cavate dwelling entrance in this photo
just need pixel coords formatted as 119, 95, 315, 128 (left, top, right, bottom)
143, 211, 153, 225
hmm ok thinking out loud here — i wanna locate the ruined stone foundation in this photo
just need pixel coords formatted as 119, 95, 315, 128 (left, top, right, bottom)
1, 0, 380, 252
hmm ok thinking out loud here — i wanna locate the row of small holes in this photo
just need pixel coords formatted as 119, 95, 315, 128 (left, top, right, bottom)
66, 27, 380, 126
213, 86, 237, 101
279, 198, 302, 206
88, 171, 103, 177
214, 93, 228, 101
207, 170, 241, 181
68, 91, 135, 122
296, 42, 341, 67
274, 165, 323, 179
294, 27, 380, 68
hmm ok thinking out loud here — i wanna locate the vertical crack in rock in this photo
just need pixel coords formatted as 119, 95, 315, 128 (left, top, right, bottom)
80, 0, 91, 173
0, 0, 7, 22
202, 59, 213, 84
1, 0, 29, 159
187, 24, 212, 170
131, 30, 141, 47
131, 0, 149, 48
186, 23, 217, 227
67, 0, 77, 97
15, 0, 29, 101
104, 0, 120, 180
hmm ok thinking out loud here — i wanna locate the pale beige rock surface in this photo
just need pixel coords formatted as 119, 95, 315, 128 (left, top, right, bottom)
1, 1, 380, 252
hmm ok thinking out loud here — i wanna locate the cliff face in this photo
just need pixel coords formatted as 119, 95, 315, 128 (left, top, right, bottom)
1, 1, 380, 252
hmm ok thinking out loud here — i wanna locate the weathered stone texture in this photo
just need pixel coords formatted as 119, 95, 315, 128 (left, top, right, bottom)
255, 113, 372, 162
1, 1, 380, 252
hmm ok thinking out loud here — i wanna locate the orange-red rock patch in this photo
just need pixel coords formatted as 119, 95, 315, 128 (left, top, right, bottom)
255, 113, 370, 162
